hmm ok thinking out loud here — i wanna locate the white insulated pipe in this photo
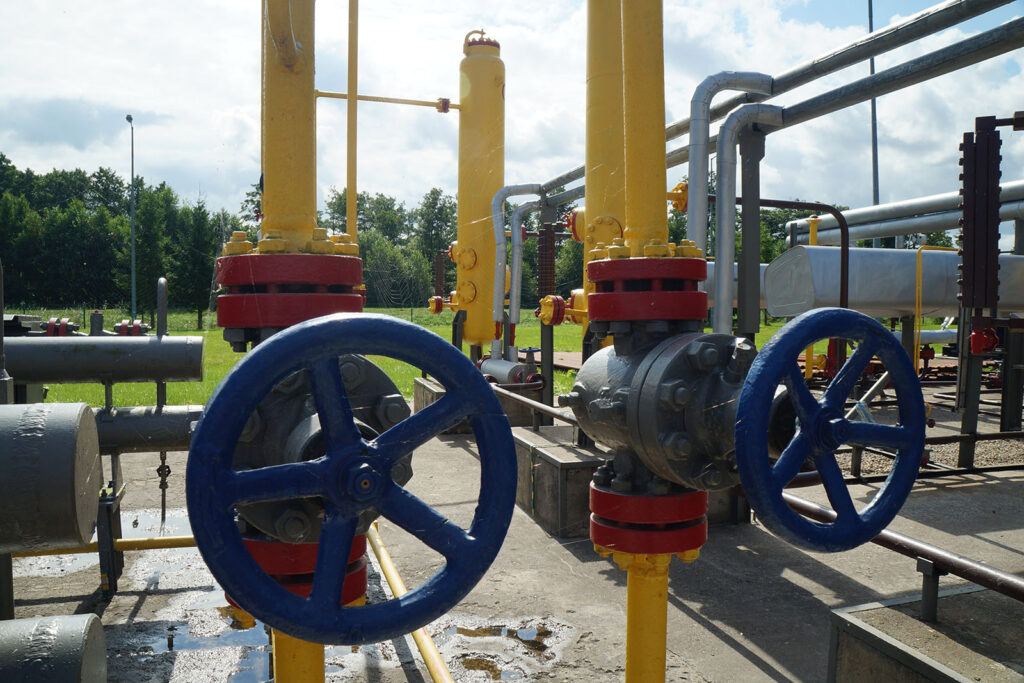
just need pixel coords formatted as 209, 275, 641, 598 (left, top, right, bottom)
714, 104, 783, 334
687, 72, 773, 257
491, 184, 542, 358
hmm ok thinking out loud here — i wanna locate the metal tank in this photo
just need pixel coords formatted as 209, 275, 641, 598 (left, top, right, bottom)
454, 30, 505, 348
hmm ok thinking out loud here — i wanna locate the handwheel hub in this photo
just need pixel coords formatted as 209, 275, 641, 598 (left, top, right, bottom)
813, 408, 843, 450
344, 461, 385, 502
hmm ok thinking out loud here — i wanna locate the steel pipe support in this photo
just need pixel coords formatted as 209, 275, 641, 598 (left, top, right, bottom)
4, 335, 203, 384
0, 614, 106, 682
0, 403, 101, 553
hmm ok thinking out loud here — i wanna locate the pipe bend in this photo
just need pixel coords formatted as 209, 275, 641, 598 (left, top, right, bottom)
713, 104, 783, 334
490, 185, 543, 357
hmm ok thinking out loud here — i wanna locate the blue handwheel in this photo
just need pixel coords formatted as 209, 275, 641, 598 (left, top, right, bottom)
735, 308, 925, 552
186, 314, 516, 645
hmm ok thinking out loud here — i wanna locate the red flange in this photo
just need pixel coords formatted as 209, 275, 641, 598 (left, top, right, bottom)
227, 534, 369, 608
591, 486, 707, 525
217, 293, 364, 329
587, 257, 706, 283
590, 515, 707, 555
588, 290, 707, 322
216, 253, 362, 288
590, 484, 708, 555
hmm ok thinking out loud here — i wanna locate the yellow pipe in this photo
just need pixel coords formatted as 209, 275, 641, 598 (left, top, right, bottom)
455, 30, 505, 347
621, 0, 668, 257
272, 629, 325, 682
261, 0, 317, 253
367, 524, 454, 683
582, 0, 626, 334
804, 216, 820, 379
315, 90, 458, 111
915, 245, 958, 373
14, 535, 197, 557
346, 0, 359, 239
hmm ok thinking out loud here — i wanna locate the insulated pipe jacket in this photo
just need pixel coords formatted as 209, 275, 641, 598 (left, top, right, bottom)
4, 336, 203, 383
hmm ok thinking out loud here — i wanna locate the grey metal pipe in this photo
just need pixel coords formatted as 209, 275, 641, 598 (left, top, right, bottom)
714, 104, 783, 333
687, 72, 773, 257
788, 179, 1024, 235
540, 0, 1013, 193
93, 404, 204, 454
0, 403, 101, 553
666, 0, 1015, 141
791, 198, 1024, 246
491, 185, 543, 360
779, 16, 1024, 130
509, 200, 542, 340
0, 614, 106, 682
4, 335, 203, 384
765, 246, 1024, 318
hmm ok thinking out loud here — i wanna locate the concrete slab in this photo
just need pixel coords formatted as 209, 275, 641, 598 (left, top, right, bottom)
11, 436, 1024, 681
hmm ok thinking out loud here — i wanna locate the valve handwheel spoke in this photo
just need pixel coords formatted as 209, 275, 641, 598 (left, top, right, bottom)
309, 511, 359, 609
736, 308, 925, 552
371, 394, 472, 468
377, 483, 476, 561
308, 357, 364, 455
187, 313, 517, 645
230, 460, 328, 506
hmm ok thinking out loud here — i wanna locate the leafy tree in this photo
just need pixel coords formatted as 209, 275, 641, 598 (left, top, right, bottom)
170, 199, 219, 328
129, 181, 177, 317
87, 167, 127, 215
410, 187, 456, 259
0, 191, 44, 304
238, 181, 262, 243
32, 168, 92, 211
554, 239, 583, 299
324, 188, 409, 242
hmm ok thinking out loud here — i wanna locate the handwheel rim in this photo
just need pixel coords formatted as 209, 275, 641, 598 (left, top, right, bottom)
736, 307, 925, 552
187, 313, 516, 644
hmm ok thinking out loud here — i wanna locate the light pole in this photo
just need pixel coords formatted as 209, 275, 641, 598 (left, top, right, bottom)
126, 114, 136, 319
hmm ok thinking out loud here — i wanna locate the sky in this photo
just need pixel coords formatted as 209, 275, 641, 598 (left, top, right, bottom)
0, 1, 1021, 241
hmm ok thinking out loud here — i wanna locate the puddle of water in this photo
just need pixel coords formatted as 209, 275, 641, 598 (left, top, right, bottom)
228, 647, 270, 683
444, 624, 553, 656
462, 656, 522, 680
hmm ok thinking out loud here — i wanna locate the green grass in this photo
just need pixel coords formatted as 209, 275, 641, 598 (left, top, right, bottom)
14, 306, 868, 408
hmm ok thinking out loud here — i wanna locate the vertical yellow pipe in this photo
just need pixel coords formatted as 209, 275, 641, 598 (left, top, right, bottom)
455, 31, 505, 347
804, 216, 820, 379
624, 554, 670, 683
346, 0, 358, 239
582, 0, 626, 339
261, 0, 317, 253
620, 0, 668, 257
272, 629, 325, 682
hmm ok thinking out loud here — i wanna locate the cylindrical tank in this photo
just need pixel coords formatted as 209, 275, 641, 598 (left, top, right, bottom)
0, 403, 101, 553
0, 614, 106, 682
4, 336, 203, 383
261, 0, 317, 252
456, 31, 505, 347
766, 245, 1024, 318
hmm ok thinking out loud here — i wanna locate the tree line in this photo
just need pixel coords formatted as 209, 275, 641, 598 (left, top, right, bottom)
3, 152, 945, 329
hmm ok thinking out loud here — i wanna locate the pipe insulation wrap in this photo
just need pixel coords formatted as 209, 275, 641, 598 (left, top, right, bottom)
790, 199, 1024, 246
766, 246, 1024, 318
4, 335, 203, 383
0, 403, 101, 553
0, 614, 106, 682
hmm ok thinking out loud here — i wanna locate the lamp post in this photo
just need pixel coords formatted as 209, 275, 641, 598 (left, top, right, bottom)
126, 114, 136, 319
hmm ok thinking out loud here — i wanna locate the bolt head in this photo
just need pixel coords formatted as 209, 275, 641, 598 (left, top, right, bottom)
346, 462, 383, 502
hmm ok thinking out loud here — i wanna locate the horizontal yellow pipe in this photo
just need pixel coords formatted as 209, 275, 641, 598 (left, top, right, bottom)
14, 535, 196, 557
315, 89, 458, 111
367, 524, 454, 683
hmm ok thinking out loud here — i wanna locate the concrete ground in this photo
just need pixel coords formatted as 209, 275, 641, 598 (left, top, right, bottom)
11, 396, 1024, 681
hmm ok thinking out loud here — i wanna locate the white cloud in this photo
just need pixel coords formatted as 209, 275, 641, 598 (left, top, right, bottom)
0, 0, 1020, 236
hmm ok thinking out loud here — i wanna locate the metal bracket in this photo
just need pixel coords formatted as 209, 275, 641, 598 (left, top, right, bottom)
916, 557, 949, 622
